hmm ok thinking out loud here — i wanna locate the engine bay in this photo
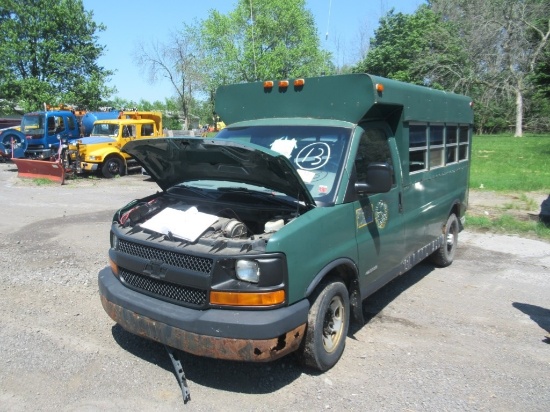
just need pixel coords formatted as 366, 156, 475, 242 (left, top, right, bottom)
114, 186, 309, 254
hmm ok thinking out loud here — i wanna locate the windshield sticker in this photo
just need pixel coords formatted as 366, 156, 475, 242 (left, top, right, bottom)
318, 185, 328, 194
297, 169, 316, 183
295, 142, 331, 170
374, 200, 389, 229
270, 137, 297, 158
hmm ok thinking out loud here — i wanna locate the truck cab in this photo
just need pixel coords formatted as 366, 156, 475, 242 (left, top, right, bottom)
71, 111, 163, 178
20, 110, 80, 159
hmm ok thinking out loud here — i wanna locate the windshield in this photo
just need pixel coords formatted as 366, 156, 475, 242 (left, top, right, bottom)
91, 123, 119, 137
216, 125, 352, 204
21, 114, 45, 136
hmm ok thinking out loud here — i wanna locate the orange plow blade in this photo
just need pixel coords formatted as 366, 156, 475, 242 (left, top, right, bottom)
12, 158, 66, 184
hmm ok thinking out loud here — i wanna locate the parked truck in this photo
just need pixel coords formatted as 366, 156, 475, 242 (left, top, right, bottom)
70, 111, 163, 178
98, 74, 473, 372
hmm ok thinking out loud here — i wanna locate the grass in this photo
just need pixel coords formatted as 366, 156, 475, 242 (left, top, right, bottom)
470, 133, 550, 191
467, 133, 550, 240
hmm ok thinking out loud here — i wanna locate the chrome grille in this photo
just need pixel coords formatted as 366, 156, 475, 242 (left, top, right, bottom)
118, 239, 213, 274
120, 269, 207, 306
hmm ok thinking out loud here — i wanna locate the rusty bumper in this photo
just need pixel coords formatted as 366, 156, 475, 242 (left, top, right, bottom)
98, 267, 308, 362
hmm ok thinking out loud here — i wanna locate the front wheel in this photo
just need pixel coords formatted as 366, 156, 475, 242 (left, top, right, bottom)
301, 280, 349, 371
431, 213, 459, 267
101, 156, 125, 178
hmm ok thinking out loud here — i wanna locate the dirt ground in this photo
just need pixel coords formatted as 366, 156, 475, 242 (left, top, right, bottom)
0, 162, 549, 411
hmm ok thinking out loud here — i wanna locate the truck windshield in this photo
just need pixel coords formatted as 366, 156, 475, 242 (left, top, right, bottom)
21, 114, 45, 136
216, 125, 352, 204
91, 123, 119, 137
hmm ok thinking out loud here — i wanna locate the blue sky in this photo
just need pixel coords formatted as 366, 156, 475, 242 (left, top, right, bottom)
81, 0, 424, 102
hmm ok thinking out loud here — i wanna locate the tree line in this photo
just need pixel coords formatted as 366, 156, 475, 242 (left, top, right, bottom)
1, 0, 549, 135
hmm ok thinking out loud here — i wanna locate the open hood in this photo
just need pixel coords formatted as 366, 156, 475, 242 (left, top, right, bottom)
123, 137, 316, 207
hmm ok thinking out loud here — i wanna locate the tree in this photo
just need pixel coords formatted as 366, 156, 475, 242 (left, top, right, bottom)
134, 25, 203, 130
430, 0, 550, 136
0, 0, 114, 112
199, 0, 332, 93
353, 6, 466, 90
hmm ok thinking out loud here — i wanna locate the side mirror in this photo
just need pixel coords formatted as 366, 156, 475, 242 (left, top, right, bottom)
355, 162, 392, 194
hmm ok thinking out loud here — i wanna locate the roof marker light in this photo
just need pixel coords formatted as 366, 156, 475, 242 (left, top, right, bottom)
263, 80, 274, 89
279, 80, 289, 88
376, 83, 384, 92
294, 78, 305, 87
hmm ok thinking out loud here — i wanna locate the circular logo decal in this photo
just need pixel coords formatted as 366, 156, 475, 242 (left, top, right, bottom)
374, 200, 389, 229
295, 142, 330, 171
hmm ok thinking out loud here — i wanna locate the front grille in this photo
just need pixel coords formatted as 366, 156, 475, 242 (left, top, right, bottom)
118, 239, 213, 274
120, 268, 207, 306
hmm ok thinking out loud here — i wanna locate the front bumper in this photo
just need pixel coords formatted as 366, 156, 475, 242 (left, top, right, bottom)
98, 267, 309, 362
80, 162, 99, 172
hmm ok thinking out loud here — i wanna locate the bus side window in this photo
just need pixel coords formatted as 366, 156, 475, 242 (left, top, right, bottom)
355, 129, 393, 183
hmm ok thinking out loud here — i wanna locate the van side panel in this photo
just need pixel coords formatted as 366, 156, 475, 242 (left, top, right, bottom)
266, 203, 359, 304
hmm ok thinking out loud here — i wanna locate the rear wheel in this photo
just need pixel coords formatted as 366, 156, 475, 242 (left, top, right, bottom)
301, 280, 349, 371
101, 156, 124, 178
431, 213, 459, 267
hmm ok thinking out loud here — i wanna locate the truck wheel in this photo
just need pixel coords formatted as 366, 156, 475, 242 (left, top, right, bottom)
101, 157, 124, 178
431, 213, 459, 267
301, 280, 349, 371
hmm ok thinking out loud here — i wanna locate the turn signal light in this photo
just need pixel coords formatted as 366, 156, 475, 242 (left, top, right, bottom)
109, 258, 119, 277
376, 83, 384, 92
210, 290, 285, 306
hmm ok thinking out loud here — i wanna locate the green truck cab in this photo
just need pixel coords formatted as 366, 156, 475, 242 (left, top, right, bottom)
98, 74, 473, 371
71, 111, 163, 178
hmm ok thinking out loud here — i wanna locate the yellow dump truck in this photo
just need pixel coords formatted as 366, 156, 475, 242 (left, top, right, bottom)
71, 111, 163, 178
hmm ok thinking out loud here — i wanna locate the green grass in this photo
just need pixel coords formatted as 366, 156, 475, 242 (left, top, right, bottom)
468, 133, 550, 240
470, 133, 550, 191
32, 178, 57, 186
466, 215, 550, 241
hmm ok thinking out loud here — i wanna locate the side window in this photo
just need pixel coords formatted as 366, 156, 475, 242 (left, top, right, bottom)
122, 125, 136, 138
429, 125, 444, 169
458, 125, 469, 161
446, 125, 458, 164
409, 124, 427, 173
142, 124, 153, 136
66, 115, 75, 131
355, 128, 393, 182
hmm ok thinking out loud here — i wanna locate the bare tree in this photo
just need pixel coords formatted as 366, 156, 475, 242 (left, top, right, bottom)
134, 28, 202, 130
431, 0, 550, 137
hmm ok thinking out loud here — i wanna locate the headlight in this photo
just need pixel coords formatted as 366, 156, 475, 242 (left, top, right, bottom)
89, 155, 101, 161
235, 260, 260, 283
110, 233, 119, 249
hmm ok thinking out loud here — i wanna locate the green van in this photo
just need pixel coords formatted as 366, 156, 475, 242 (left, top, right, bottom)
98, 74, 473, 371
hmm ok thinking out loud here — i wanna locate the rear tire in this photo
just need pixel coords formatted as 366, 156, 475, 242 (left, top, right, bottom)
301, 280, 349, 371
431, 213, 459, 267
101, 156, 124, 178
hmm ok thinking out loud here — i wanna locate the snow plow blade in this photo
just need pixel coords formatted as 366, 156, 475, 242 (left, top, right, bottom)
12, 158, 66, 184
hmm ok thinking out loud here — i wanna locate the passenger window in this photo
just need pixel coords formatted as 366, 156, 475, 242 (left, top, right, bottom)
409, 124, 427, 173
429, 125, 444, 169
142, 124, 153, 136
355, 128, 393, 183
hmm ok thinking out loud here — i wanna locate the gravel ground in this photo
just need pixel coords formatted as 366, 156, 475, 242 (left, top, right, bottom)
0, 162, 549, 411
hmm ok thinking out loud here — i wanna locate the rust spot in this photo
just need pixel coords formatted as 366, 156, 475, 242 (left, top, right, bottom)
270, 334, 286, 352
101, 295, 306, 362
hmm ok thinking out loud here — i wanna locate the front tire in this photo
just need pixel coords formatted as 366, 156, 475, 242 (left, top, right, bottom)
431, 213, 459, 267
301, 280, 349, 371
101, 156, 124, 178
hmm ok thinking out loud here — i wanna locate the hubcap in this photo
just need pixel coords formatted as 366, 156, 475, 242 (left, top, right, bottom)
322, 296, 345, 353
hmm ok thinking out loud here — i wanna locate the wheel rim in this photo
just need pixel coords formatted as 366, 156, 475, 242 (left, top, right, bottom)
107, 160, 120, 175
446, 220, 457, 253
322, 295, 345, 353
